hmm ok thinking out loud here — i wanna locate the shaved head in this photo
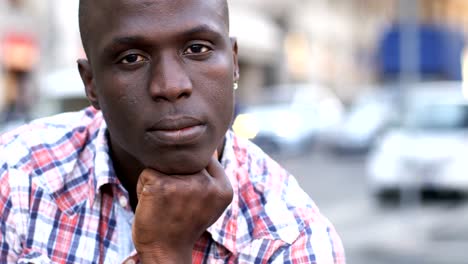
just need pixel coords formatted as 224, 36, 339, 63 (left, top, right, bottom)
78, 0, 230, 57
76, 0, 239, 174
78, 0, 91, 54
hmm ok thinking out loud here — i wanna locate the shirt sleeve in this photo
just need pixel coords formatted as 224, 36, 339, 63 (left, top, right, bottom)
270, 220, 346, 264
0, 163, 20, 263
0, 160, 53, 264
268, 172, 346, 264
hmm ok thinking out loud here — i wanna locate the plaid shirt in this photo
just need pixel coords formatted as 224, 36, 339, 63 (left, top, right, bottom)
0, 107, 345, 264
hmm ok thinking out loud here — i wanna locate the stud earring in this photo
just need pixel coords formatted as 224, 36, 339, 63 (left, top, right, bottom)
233, 81, 239, 90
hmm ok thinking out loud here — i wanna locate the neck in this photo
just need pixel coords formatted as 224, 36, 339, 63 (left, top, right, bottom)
107, 132, 143, 212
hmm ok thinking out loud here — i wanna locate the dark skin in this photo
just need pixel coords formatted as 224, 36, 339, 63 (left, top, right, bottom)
77, 0, 239, 263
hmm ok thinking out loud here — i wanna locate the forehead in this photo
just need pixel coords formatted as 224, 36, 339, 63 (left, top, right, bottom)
105, 0, 226, 19
87, 0, 228, 52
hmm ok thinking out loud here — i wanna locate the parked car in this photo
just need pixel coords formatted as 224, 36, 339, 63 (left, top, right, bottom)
367, 81, 468, 204
232, 83, 344, 155
323, 88, 398, 154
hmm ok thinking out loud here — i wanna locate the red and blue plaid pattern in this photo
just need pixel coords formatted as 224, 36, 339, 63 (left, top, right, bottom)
0, 107, 345, 263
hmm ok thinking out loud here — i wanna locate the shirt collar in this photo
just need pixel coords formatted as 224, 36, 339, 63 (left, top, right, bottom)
206, 130, 242, 255
87, 110, 121, 206
38, 107, 120, 215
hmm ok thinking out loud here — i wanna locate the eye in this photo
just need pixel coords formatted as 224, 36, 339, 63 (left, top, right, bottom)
184, 44, 211, 55
119, 54, 146, 64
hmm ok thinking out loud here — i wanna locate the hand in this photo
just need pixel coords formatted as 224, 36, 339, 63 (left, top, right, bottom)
132, 156, 233, 264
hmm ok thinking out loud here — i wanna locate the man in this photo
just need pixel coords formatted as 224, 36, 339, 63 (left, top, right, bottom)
0, 0, 346, 263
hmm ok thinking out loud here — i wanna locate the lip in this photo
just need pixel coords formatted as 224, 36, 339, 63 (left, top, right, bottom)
146, 116, 206, 145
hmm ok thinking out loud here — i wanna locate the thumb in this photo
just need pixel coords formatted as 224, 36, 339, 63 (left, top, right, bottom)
136, 168, 162, 200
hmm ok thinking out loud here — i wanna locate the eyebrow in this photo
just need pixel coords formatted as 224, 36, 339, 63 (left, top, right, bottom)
180, 24, 225, 38
102, 24, 225, 55
108, 36, 147, 48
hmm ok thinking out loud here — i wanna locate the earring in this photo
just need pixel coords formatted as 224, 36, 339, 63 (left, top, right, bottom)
233, 81, 239, 90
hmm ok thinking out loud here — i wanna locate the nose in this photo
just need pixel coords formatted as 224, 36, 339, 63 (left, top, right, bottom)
150, 53, 193, 102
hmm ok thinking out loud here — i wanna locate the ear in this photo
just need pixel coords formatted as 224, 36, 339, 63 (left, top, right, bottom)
77, 59, 100, 110
230, 37, 240, 82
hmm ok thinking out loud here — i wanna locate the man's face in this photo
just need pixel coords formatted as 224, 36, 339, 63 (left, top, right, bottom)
79, 0, 238, 174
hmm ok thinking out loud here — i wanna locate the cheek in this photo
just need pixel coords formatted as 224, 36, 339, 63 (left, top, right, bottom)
101, 68, 148, 103
195, 56, 235, 117
96, 70, 148, 127
203, 76, 234, 130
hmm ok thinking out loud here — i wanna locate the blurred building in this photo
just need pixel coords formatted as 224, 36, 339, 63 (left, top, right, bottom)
229, 0, 295, 104
231, 0, 398, 103
285, 0, 468, 102
0, 0, 84, 121
0, 0, 48, 120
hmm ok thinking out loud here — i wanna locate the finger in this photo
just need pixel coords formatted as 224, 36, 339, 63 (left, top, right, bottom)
136, 169, 150, 200
136, 168, 167, 198
137, 168, 201, 197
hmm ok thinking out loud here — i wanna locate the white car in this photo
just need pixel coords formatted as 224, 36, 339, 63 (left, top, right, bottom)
324, 89, 398, 154
232, 83, 344, 155
367, 82, 468, 203
232, 102, 320, 154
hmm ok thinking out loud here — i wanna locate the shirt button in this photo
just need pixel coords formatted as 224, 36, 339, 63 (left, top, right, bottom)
119, 196, 128, 208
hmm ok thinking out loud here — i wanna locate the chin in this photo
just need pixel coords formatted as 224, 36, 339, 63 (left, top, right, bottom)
146, 154, 210, 175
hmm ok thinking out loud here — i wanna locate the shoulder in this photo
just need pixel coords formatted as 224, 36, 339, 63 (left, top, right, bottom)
224, 131, 345, 262
0, 107, 104, 207
225, 131, 334, 237
226, 130, 288, 187
226, 130, 313, 211
1, 107, 102, 167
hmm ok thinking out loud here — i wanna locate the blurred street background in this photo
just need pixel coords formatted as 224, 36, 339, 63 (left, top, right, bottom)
1, 0, 468, 263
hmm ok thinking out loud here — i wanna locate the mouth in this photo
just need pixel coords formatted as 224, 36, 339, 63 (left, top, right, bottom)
146, 116, 207, 145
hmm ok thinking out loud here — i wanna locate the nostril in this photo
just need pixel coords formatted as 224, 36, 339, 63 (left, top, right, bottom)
149, 82, 193, 102
177, 90, 191, 100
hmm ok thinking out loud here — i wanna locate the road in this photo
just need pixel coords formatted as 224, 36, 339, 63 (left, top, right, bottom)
273, 147, 468, 264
